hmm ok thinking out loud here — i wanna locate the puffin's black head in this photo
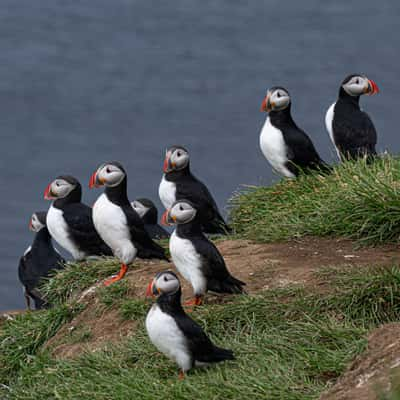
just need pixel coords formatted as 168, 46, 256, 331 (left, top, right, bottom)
260, 86, 291, 113
340, 74, 379, 97
29, 211, 47, 232
160, 199, 197, 227
163, 145, 190, 173
146, 270, 180, 297
131, 198, 158, 223
89, 161, 126, 189
44, 175, 81, 201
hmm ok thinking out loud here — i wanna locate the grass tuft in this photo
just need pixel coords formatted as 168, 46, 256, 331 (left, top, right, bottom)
229, 156, 400, 244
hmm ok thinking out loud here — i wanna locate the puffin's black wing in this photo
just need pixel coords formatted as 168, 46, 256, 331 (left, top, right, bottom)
144, 224, 170, 240
192, 235, 245, 294
333, 111, 377, 160
62, 203, 113, 256
176, 177, 230, 234
120, 204, 168, 260
284, 127, 329, 175
18, 254, 36, 290
174, 311, 235, 364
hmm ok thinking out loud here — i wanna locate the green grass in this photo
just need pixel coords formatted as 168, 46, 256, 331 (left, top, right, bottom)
229, 156, 400, 244
2, 265, 400, 399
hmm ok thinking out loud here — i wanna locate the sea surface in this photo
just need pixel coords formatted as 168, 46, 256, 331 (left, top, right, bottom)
1, 0, 399, 311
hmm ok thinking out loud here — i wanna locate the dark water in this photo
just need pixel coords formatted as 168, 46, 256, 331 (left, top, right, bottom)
1, 1, 399, 311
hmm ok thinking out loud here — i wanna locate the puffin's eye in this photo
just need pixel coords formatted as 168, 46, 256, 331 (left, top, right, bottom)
106, 168, 111, 174
177, 152, 181, 157
179, 206, 184, 211
56, 182, 60, 187
277, 92, 281, 98
355, 79, 359, 84
163, 276, 168, 281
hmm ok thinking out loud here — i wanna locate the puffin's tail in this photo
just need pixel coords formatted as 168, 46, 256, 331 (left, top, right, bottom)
202, 214, 232, 235
210, 346, 235, 362
209, 275, 246, 294
137, 240, 169, 261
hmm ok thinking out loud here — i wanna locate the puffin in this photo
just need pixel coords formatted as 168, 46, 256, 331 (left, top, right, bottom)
159, 145, 230, 234
18, 211, 65, 309
325, 74, 379, 161
145, 270, 235, 379
162, 200, 245, 306
44, 175, 113, 260
89, 162, 168, 286
259, 86, 329, 178
131, 198, 170, 240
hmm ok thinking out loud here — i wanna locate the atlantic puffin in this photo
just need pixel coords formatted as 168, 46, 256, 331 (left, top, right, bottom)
162, 200, 245, 306
145, 270, 235, 379
89, 162, 168, 286
44, 175, 112, 260
18, 211, 65, 309
131, 198, 170, 240
259, 87, 328, 178
325, 74, 379, 161
159, 145, 230, 234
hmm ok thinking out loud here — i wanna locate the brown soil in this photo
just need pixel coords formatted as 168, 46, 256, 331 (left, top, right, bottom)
42, 237, 400, 360
320, 323, 400, 400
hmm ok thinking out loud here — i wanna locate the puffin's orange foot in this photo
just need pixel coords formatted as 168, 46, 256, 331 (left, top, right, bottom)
178, 370, 185, 380
104, 263, 128, 286
183, 296, 203, 307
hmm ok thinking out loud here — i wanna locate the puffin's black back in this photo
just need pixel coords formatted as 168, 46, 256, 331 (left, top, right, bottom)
18, 227, 65, 309
157, 287, 235, 364
135, 198, 170, 239
269, 105, 329, 176
53, 176, 113, 257
333, 87, 377, 160
105, 178, 168, 260
165, 168, 230, 234
176, 217, 245, 294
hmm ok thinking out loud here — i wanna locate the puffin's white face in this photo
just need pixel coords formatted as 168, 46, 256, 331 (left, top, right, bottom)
166, 201, 197, 225
29, 213, 45, 232
260, 87, 291, 113
163, 147, 189, 173
146, 271, 180, 297
131, 200, 149, 218
44, 178, 76, 200
341, 75, 379, 97
90, 163, 125, 188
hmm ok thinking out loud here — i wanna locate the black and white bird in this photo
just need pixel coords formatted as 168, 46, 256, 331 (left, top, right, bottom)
159, 145, 230, 234
131, 198, 170, 240
44, 175, 112, 260
325, 74, 379, 161
162, 200, 245, 306
259, 87, 328, 178
18, 211, 64, 310
145, 270, 235, 379
89, 162, 168, 286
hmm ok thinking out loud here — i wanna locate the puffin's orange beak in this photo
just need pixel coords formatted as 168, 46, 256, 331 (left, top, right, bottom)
260, 94, 269, 112
28, 219, 33, 231
146, 280, 160, 297
145, 281, 153, 297
367, 79, 379, 95
161, 210, 176, 226
44, 183, 55, 200
89, 171, 103, 188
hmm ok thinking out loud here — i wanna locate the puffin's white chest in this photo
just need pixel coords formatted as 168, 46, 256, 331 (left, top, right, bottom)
325, 102, 340, 158
92, 193, 136, 264
46, 205, 85, 260
159, 175, 176, 209
259, 117, 295, 178
146, 304, 192, 371
169, 230, 206, 296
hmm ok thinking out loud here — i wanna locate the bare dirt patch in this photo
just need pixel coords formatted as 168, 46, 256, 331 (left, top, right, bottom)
320, 323, 400, 400
42, 237, 400, 359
